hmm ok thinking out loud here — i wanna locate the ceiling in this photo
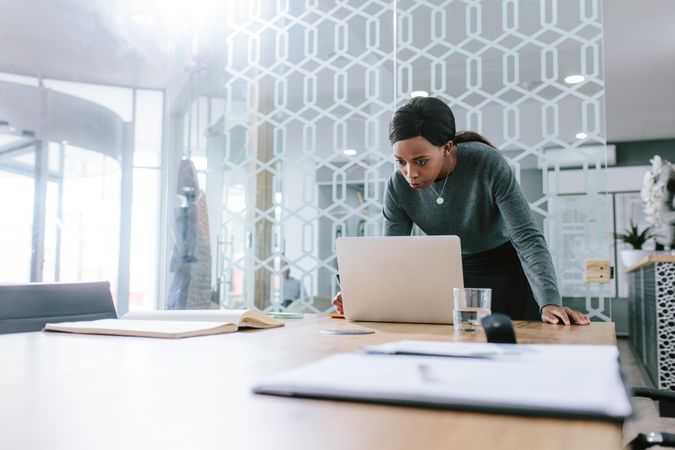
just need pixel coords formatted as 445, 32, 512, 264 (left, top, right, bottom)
0, 0, 672, 143
603, 0, 675, 142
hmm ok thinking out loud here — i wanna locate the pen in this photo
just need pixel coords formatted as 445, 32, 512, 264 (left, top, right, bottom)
269, 312, 304, 319
418, 363, 437, 383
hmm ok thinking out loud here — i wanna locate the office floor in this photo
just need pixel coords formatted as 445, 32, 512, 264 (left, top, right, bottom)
619, 337, 675, 448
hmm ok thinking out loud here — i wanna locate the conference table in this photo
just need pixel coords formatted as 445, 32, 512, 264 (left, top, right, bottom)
0, 317, 623, 450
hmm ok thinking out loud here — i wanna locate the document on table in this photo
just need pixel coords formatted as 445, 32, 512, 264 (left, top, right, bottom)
253, 343, 632, 421
361, 340, 621, 363
361, 340, 510, 358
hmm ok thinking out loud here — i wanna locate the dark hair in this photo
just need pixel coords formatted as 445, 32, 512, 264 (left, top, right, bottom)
388, 97, 497, 149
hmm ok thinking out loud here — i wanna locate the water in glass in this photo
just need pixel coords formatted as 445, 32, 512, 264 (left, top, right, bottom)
453, 307, 491, 332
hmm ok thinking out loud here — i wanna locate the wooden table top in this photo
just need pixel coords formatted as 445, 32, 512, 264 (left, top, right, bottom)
624, 254, 675, 272
0, 317, 621, 450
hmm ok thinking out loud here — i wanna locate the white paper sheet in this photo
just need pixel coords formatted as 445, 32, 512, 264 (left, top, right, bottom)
254, 346, 632, 420
361, 340, 620, 364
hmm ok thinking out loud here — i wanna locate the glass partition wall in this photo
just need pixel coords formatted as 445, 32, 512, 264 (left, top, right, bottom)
0, 77, 162, 314
172, 0, 612, 319
0, 0, 612, 320
0, 133, 37, 281
0, 83, 125, 292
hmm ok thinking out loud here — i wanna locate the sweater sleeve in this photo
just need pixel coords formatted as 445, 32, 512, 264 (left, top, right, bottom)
490, 154, 562, 309
383, 176, 413, 236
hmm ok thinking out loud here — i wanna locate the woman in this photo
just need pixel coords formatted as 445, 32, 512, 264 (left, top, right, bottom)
333, 97, 589, 325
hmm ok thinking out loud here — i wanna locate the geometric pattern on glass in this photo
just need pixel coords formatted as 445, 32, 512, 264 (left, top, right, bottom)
220, 0, 395, 312
217, 0, 609, 319
396, 0, 610, 319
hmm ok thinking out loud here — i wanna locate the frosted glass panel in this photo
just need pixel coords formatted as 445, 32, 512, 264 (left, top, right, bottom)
174, 0, 610, 319
394, 0, 611, 317
0, 142, 35, 282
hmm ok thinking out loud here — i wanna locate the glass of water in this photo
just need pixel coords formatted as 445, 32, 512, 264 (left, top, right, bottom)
453, 288, 492, 333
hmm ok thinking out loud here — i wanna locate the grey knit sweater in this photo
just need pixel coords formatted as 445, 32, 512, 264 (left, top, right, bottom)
383, 140, 562, 308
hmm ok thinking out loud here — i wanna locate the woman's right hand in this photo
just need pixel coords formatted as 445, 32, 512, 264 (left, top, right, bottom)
332, 291, 344, 315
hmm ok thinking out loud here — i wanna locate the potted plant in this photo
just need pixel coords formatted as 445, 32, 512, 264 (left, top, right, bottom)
615, 220, 654, 268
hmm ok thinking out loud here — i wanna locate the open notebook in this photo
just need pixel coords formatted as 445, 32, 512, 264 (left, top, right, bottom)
44, 309, 284, 339
253, 342, 633, 421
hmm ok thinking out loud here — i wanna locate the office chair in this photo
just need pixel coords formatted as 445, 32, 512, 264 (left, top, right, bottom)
626, 387, 675, 449
0, 281, 117, 334
480, 313, 675, 450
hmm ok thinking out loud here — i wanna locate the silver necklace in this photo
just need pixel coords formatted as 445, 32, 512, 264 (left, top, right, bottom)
429, 174, 449, 205
429, 149, 455, 205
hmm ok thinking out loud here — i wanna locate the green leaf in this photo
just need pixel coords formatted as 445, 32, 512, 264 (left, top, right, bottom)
616, 220, 654, 249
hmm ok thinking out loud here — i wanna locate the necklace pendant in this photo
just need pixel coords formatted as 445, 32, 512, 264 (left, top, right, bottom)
436, 197, 444, 205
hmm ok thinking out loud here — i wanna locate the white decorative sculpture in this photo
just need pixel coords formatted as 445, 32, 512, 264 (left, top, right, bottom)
641, 155, 675, 249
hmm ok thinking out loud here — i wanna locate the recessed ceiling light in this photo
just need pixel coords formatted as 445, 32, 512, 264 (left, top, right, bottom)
411, 91, 429, 98
343, 149, 357, 156
564, 75, 585, 84
576, 132, 588, 139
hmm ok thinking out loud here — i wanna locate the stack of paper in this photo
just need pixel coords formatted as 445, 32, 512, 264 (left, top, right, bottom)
253, 341, 632, 421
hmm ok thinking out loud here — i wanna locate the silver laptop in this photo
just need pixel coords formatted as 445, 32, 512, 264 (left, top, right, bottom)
335, 236, 464, 324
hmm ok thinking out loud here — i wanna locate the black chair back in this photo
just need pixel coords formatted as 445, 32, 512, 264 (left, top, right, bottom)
0, 281, 117, 334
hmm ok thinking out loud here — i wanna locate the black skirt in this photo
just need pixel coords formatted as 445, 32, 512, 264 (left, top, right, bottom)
462, 241, 541, 321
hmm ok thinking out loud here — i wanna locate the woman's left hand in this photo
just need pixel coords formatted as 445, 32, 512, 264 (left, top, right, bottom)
541, 305, 590, 325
